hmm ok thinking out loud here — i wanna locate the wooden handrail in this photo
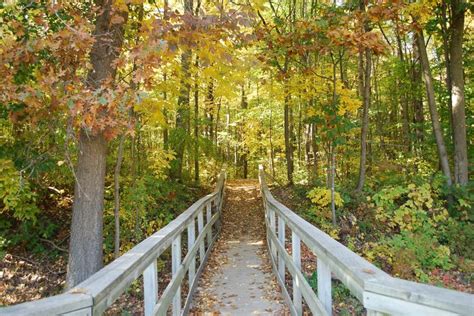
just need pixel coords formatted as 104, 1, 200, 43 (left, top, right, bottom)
258, 165, 473, 316
1, 171, 226, 316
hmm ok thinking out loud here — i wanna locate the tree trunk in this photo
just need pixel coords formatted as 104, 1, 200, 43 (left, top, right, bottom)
416, 31, 452, 186
412, 34, 425, 147
194, 59, 199, 183
169, 0, 193, 180
269, 109, 276, 178
450, 0, 468, 185
68, 131, 108, 287
284, 87, 294, 185
355, 48, 372, 192
114, 135, 125, 258
330, 143, 336, 226
67, 0, 127, 288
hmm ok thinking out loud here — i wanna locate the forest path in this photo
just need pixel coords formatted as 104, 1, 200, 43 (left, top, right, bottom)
190, 180, 287, 315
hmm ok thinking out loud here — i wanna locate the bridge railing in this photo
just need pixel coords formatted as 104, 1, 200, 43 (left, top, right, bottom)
2, 171, 226, 316
258, 165, 473, 316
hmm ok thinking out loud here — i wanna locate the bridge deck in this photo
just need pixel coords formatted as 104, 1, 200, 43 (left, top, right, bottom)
190, 180, 287, 315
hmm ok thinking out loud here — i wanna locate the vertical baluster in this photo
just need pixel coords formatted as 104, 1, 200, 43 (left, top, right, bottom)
292, 231, 302, 315
187, 219, 196, 287
269, 208, 276, 259
172, 234, 181, 316
197, 208, 205, 262
317, 258, 332, 315
206, 202, 212, 247
278, 216, 285, 280
143, 260, 158, 316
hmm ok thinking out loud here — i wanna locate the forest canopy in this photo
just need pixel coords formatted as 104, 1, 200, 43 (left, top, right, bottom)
0, 0, 472, 305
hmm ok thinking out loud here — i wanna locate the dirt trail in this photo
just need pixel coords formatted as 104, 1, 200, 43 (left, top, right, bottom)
190, 180, 287, 315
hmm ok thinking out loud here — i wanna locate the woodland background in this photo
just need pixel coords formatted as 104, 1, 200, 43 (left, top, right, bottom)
0, 0, 472, 312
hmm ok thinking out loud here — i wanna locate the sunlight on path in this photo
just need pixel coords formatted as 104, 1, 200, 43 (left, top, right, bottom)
190, 180, 287, 315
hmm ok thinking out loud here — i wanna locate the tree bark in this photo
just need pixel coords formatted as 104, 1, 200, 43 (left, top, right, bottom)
194, 59, 199, 183
416, 31, 452, 186
449, 0, 468, 185
412, 34, 425, 147
114, 135, 125, 258
67, 0, 127, 288
284, 87, 294, 185
355, 48, 372, 192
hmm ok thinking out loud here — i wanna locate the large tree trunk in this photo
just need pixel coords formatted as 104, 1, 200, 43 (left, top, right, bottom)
67, 0, 127, 288
450, 0, 468, 185
68, 131, 108, 287
416, 31, 452, 187
355, 48, 372, 192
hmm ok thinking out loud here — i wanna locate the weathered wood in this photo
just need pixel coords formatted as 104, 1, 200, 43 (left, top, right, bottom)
364, 291, 458, 316
62, 307, 92, 316
258, 166, 474, 316
0, 293, 92, 316
292, 232, 302, 315
206, 202, 212, 248
187, 220, 196, 286
317, 257, 332, 315
266, 224, 328, 315
197, 209, 205, 262
172, 234, 182, 316
154, 212, 219, 315
278, 216, 286, 280
143, 260, 158, 316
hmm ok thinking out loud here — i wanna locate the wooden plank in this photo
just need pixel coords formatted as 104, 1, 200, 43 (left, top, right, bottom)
278, 215, 286, 281
317, 257, 332, 316
62, 307, 92, 316
172, 234, 182, 316
292, 231, 302, 316
143, 260, 158, 316
0, 293, 92, 316
206, 202, 212, 248
363, 291, 459, 316
197, 209, 205, 262
187, 220, 196, 286
269, 208, 277, 259
366, 310, 388, 316
365, 277, 474, 315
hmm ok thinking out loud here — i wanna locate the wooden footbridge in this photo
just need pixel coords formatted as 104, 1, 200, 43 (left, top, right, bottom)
1, 167, 473, 315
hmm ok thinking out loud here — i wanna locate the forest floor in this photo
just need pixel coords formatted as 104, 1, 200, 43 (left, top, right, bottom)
190, 180, 287, 315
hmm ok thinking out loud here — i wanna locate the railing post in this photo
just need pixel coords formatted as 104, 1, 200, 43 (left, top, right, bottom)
172, 234, 181, 316
206, 202, 212, 248
278, 215, 285, 280
292, 231, 302, 315
317, 257, 332, 315
143, 260, 158, 316
197, 208, 205, 261
187, 219, 196, 286
269, 208, 277, 259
